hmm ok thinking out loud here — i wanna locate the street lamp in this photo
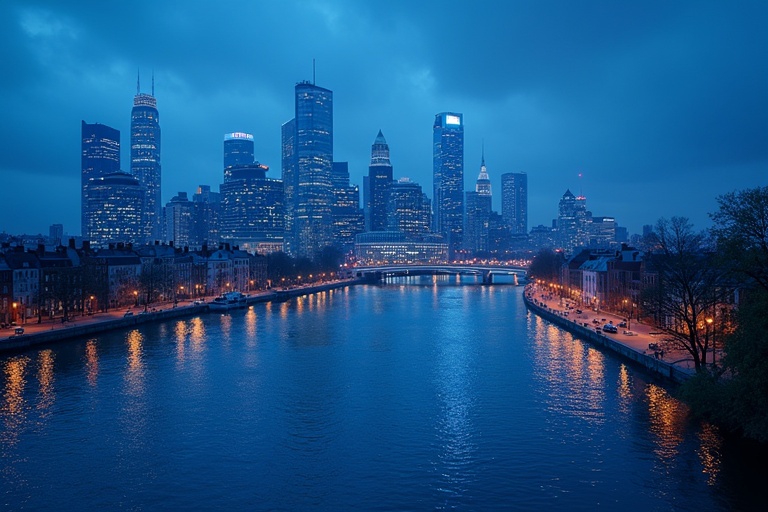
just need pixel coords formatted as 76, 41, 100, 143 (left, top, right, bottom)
706, 317, 715, 366
133, 290, 138, 307
12, 302, 17, 324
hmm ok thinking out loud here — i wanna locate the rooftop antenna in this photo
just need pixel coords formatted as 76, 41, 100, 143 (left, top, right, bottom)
481, 139, 485, 167
152, 70, 155, 96
312, 58, 316, 85
137, 69, 140, 95
578, 172, 583, 197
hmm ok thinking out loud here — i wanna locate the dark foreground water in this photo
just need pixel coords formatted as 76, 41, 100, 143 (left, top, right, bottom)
1, 278, 766, 511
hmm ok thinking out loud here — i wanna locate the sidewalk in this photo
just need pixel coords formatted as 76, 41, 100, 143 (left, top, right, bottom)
525, 284, 697, 375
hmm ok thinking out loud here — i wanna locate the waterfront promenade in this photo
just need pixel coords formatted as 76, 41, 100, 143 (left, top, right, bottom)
524, 283, 696, 383
0, 279, 361, 352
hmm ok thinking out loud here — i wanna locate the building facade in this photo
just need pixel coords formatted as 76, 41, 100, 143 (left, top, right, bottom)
557, 189, 588, 253
501, 172, 528, 236
281, 81, 334, 258
464, 152, 492, 255
223, 132, 255, 173
130, 76, 161, 242
387, 178, 431, 240
368, 130, 393, 232
84, 172, 146, 246
164, 192, 194, 248
433, 112, 464, 258
81, 121, 120, 238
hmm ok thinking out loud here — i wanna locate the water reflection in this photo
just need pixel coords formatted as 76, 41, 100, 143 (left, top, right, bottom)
36, 350, 55, 415
85, 339, 99, 387
646, 383, 688, 461
125, 329, 145, 396
697, 422, 723, 486
1, 356, 30, 447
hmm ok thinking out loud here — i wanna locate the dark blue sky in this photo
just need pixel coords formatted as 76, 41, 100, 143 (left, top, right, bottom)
1, 0, 766, 237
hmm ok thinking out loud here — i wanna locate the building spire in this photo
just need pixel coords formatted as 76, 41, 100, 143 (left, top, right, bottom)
137, 69, 140, 95
152, 70, 155, 96
481, 139, 485, 167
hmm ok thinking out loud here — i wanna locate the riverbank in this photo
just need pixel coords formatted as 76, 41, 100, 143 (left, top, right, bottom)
523, 284, 694, 383
0, 278, 363, 353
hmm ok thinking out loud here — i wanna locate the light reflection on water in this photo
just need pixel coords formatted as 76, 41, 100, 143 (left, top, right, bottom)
0, 285, 764, 511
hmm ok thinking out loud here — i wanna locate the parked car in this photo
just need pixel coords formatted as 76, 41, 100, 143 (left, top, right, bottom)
618, 321, 627, 328
123, 311, 134, 317
623, 330, 636, 336
603, 324, 618, 333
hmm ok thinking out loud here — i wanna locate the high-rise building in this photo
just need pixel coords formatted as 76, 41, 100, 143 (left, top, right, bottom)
191, 185, 221, 248
368, 130, 393, 232
49, 224, 64, 246
387, 178, 431, 240
281, 81, 334, 258
220, 163, 284, 251
464, 151, 492, 254
130, 73, 161, 242
557, 189, 588, 253
81, 121, 120, 237
331, 162, 364, 252
224, 132, 255, 179
501, 172, 528, 235
84, 172, 146, 246
433, 112, 464, 258
164, 192, 194, 247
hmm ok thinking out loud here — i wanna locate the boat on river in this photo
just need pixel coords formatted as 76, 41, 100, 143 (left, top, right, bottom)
208, 291, 248, 311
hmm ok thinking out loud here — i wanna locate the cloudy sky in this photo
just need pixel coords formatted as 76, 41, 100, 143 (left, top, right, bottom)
1, 0, 766, 238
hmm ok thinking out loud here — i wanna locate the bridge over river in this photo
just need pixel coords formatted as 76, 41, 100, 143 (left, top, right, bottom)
350, 264, 528, 284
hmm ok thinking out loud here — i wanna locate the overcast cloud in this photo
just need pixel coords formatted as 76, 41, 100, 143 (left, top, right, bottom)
1, 0, 766, 237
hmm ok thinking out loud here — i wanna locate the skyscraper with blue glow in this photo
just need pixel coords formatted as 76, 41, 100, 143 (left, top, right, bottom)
433, 112, 464, 258
368, 130, 393, 232
131, 73, 161, 242
81, 121, 120, 238
282, 81, 334, 258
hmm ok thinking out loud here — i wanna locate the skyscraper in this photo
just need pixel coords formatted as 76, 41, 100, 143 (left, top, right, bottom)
164, 192, 194, 248
501, 172, 528, 235
281, 81, 334, 258
557, 189, 588, 253
81, 121, 120, 238
387, 178, 431, 240
368, 130, 393, 232
131, 73, 161, 242
220, 163, 284, 251
331, 161, 364, 252
223, 132, 254, 178
464, 151, 492, 254
433, 112, 464, 258
84, 172, 146, 246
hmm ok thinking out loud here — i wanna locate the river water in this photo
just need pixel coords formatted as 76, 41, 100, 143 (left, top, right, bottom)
1, 278, 765, 511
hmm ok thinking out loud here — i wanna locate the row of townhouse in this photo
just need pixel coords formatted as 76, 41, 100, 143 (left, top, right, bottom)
0, 240, 267, 325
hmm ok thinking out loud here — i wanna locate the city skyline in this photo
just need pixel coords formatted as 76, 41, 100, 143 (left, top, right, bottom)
1, 0, 766, 236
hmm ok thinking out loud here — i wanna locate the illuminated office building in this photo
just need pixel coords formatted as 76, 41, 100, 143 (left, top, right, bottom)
464, 151, 492, 254
433, 112, 464, 258
84, 172, 145, 246
224, 132, 254, 181
130, 73, 161, 242
501, 172, 528, 235
368, 130, 393, 232
281, 81, 334, 258
164, 192, 194, 248
387, 178, 431, 240
81, 121, 120, 238
220, 163, 284, 251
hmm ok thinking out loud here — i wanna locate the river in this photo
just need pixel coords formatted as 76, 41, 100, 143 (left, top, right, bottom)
1, 278, 765, 511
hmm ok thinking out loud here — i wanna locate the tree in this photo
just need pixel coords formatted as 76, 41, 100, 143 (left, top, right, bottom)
710, 186, 768, 293
527, 248, 565, 283
642, 217, 730, 372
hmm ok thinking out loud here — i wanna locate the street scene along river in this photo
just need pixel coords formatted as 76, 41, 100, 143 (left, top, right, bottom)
1, 277, 766, 511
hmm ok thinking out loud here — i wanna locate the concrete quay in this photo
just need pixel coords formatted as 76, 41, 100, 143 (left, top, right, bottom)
524, 285, 694, 384
0, 279, 362, 353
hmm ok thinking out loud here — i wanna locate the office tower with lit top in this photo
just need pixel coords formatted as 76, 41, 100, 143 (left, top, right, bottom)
81, 121, 120, 239
433, 112, 464, 258
501, 172, 528, 235
224, 132, 255, 180
368, 130, 393, 232
281, 81, 334, 258
131, 73, 161, 242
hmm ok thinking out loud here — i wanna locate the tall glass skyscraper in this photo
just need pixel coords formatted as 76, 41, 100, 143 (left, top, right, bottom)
501, 172, 528, 235
81, 121, 120, 238
433, 112, 464, 258
368, 130, 393, 232
131, 74, 161, 242
282, 81, 334, 258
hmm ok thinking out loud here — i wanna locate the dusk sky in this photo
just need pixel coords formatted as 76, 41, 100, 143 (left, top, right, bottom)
1, 0, 766, 238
